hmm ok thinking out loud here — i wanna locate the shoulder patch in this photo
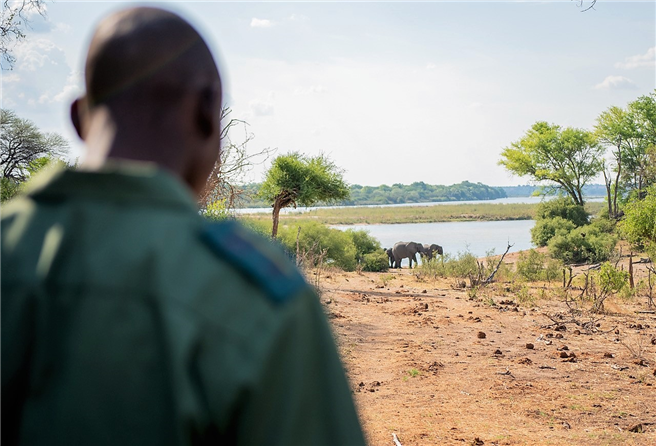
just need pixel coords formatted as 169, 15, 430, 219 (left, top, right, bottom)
200, 220, 308, 305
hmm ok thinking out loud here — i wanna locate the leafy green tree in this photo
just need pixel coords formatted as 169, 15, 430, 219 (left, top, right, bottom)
1, 109, 68, 182
499, 122, 604, 206
620, 184, 656, 255
259, 152, 350, 238
596, 91, 656, 205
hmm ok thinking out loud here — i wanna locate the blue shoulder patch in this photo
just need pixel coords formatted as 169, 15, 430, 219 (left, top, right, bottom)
200, 220, 308, 305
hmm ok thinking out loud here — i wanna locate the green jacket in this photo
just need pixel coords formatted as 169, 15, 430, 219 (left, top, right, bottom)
2, 163, 365, 446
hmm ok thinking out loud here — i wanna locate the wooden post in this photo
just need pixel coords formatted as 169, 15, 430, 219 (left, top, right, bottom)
629, 252, 635, 289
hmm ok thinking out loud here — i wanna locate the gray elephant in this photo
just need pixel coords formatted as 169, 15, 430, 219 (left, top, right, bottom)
421, 243, 444, 260
392, 241, 426, 268
384, 247, 396, 268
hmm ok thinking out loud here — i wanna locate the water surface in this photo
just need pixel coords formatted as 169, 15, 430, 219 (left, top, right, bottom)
333, 220, 536, 266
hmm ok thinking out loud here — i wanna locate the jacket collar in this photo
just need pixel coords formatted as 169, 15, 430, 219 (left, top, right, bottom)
25, 160, 199, 213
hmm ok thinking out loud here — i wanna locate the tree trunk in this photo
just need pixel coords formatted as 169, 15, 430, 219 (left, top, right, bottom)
603, 170, 612, 218
271, 197, 283, 238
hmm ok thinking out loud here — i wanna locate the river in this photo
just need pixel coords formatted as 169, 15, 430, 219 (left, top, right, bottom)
332, 220, 536, 266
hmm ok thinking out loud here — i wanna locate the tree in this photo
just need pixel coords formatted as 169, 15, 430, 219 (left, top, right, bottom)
499, 122, 604, 206
1, 109, 68, 183
198, 106, 272, 213
595, 91, 656, 206
1, 0, 47, 69
259, 152, 350, 238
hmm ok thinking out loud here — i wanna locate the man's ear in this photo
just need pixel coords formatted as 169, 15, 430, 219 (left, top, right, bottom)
70, 97, 87, 140
195, 86, 221, 139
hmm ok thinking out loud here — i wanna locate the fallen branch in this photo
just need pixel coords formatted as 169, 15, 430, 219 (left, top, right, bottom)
483, 242, 514, 285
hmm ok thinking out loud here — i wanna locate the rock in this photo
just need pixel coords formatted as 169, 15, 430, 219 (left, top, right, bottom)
557, 345, 569, 351
422, 289, 427, 293
560, 351, 569, 358
471, 438, 485, 446
518, 357, 532, 365
573, 329, 581, 335
604, 353, 614, 358
555, 325, 567, 331
493, 349, 503, 355
526, 343, 535, 350
555, 333, 564, 339
477, 331, 486, 339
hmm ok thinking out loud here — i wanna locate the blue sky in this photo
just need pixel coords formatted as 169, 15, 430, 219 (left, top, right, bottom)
2, 1, 655, 187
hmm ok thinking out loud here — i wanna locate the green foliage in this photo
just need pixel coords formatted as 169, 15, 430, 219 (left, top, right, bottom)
1, 177, 20, 202
531, 216, 576, 247
536, 197, 589, 226
597, 262, 629, 296
204, 199, 231, 222
595, 90, 656, 197
259, 152, 350, 208
1, 110, 69, 183
515, 249, 563, 282
620, 184, 656, 254
547, 225, 617, 264
361, 250, 390, 272
530, 197, 589, 247
277, 221, 357, 271
345, 228, 381, 263
499, 122, 604, 206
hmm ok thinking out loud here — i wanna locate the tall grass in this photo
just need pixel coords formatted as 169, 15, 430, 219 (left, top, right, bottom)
241, 202, 604, 226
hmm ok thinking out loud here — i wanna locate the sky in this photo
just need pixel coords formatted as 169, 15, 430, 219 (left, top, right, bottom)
2, 0, 655, 187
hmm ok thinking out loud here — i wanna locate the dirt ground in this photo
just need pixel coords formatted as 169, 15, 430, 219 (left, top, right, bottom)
319, 255, 656, 446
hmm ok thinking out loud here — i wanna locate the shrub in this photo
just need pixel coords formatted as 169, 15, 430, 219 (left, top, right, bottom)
531, 216, 576, 247
620, 185, 656, 254
204, 199, 231, 222
361, 250, 389, 272
536, 196, 589, 227
515, 249, 563, 282
516, 249, 546, 281
277, 221, 357, 271
548, 225, 617, 264
345, 228, 382, 262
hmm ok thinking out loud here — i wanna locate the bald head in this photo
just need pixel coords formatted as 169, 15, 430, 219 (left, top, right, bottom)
74, 7, 223, 197
85, 7, 219, 107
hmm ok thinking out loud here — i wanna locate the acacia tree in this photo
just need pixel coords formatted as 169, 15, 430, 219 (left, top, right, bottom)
1, 0, 47, 69
198, 106, 272, 213
259, 152, 350, 238
1, 109, 68, 180
499, 121, 604, 206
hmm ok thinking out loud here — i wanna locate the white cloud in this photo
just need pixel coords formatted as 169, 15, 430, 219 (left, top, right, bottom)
614, 47, 656, 69
250, 18, 273, 28
426, 63, 437, 70
294, 85, 327, 95
249, 100, 274, 116
593, 75, 638, 90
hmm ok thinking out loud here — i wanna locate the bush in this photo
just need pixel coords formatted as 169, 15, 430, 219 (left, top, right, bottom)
620, 185, 656, 254
277, 221, 357, 271
548, 225, 617, 264
536, 196, 589, 227
515, 249, 563, 282
531, 216, 576, 247
345, 228, 382, 262
361, 250, 389, 272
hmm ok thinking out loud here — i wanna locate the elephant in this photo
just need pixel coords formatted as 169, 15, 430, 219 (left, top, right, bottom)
421, 243, 444, 260
384, 247, 396, 268
391, 241, 427, 269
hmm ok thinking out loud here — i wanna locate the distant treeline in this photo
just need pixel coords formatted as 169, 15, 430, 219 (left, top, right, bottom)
501, 184, 607, 198
239, 180, 507, 208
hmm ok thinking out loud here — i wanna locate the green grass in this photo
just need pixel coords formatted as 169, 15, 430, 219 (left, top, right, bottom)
240, 202, 605, 226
